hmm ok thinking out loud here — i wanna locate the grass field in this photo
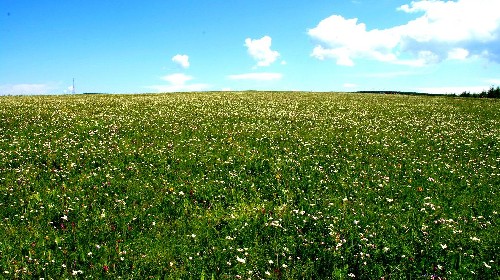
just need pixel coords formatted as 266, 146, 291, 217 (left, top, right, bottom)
0, 92, 498, 279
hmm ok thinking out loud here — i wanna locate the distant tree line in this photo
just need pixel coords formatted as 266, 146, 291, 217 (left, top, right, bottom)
458, 86, 500, 98
356, 86, 500, 98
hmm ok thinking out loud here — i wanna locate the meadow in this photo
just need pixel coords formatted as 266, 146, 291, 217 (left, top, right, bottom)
0, 91, 498, 279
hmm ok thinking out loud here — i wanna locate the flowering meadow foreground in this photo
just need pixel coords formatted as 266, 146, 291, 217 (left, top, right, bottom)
0, 92, 498, 279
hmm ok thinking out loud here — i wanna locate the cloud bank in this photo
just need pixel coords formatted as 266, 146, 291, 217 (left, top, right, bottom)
308, 0, 500, 66
148, 73, 209, 92
0, 83, 57, 95
228, 72, 283, 81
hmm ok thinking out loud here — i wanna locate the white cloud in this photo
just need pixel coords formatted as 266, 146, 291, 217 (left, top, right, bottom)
448, 48, 470, 60
148, 83, 209, 92
362, 71, 416, 78
398, 0, 499, 42
0, 83, 57, 95
308, 15, 399, 66
228, 72, 283, 81
308, 0, 500, 66
172, 54, 190, 69
485, 78, 500, 85
343, 83, 358, 88
161, 73, 193, 85
148, 73, 209, 92
245, 36, 281, 67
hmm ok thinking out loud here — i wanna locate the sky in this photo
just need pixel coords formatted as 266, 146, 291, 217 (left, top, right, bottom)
1, 0, 500, 95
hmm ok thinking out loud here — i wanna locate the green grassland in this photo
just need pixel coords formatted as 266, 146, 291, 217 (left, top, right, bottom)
0, 92, 499, 279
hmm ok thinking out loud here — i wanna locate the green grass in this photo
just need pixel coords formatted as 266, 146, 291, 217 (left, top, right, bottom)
0, 91, 498, 279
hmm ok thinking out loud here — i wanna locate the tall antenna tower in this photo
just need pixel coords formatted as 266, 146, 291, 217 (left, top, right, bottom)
72, 78, 76, 94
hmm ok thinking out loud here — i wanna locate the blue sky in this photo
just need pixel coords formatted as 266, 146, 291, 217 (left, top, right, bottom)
1, 0, 500, 95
